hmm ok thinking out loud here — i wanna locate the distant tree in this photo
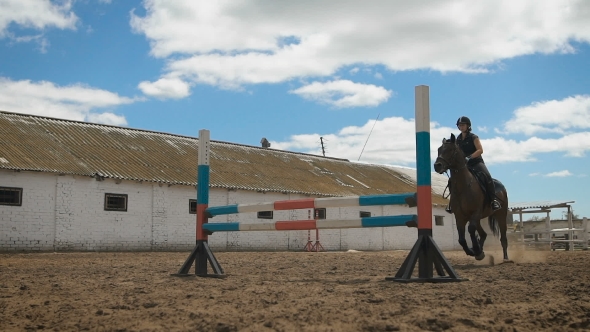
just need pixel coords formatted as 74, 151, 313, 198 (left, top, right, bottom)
527, 215, 543, 222
561, 211, 580, 220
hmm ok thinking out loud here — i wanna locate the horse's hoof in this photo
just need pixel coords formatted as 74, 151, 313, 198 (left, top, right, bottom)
502, 259, 514, 264
475, 252, 485, 261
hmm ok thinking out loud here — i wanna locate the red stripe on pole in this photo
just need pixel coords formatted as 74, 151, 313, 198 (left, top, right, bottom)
275, 220, 317, 230
417, 186, 433, 230
274, 198, 315, 210
197, 204, 209, 240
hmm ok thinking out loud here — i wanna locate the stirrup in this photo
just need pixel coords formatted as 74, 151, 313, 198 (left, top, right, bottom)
491, 200, 501, 211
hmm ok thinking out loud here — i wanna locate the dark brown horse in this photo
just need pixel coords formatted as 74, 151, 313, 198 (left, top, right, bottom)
433, 134, 510, 262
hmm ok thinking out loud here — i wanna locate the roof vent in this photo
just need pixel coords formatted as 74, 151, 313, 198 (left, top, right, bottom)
260, 138, 271, 148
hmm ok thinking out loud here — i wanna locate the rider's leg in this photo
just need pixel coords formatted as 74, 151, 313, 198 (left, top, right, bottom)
474, 162, 501, 211
486, 178, 501, 210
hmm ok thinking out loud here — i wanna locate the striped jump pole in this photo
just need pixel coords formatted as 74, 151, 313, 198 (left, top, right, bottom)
202, 215, 417, 233
386, 85, 464, 282
175, 129, 224, 277
206, 193, 417, 218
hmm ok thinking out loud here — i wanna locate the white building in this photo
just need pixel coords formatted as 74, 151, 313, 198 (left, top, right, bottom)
0, 111, 457, 252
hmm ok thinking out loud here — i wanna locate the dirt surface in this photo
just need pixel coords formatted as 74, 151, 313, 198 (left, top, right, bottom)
1, 248, 589, 332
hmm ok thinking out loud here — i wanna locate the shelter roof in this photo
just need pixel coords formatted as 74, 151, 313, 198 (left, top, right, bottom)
509, 200, 576, 211
0, 110, 448, 205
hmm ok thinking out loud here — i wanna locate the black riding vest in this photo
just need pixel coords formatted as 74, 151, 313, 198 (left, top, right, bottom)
456, 132, 484, 167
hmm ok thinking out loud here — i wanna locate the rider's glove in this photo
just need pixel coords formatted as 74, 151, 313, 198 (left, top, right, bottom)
465, 155, 471, 162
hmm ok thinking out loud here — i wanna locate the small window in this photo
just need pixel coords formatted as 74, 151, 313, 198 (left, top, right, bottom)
258, 211, 273, 219
0, 187, 22, 206
314, 208, 326, 219
435, 215, 444, 226
189, 199, 197, 214
359, 211, 371, 218
104, 193, 128, 211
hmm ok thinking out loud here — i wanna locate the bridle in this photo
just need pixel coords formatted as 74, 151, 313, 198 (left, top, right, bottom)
436, 142, 470, 199
435, 142, 467, 173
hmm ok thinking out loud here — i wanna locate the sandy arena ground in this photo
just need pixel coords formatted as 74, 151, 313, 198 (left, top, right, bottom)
1, 247, 589, 332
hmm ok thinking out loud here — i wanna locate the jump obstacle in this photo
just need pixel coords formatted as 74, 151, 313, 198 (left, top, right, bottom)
175, 85, 464, 282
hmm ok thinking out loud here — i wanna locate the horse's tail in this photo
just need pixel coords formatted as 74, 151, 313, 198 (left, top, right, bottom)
488, 215, 500, 238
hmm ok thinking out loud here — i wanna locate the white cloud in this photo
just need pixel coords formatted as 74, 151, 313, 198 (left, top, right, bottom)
87, 112, 127, 126
8, 34, 50, 53
0, 77, 138, 126
130, 1, 590, 93
545, 170, 573, 177
374, 73, 383, 80
0, 0, 78, 38
477, 126, 488, 133
289, 80, 391, 108
270, 113, 590, 165
502, 95, 590, 135
349, 68, 360, 75
479, 132, 590, 164
529, 171, 574, 177
138, 77, 191, 99
272, 116, 454, 165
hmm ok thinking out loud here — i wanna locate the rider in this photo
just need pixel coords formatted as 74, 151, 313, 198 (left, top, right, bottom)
446, 116, 501, 213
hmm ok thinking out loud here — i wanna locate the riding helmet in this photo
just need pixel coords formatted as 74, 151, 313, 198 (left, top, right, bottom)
456, 116, 471, 129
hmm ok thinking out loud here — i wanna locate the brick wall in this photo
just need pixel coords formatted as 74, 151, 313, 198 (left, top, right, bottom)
1, 169, 458, 252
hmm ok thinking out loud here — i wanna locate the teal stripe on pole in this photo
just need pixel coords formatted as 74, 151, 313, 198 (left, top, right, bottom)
206, 204, 238, 216
203, 223, 240, 232
361, 215, 417, 228
197, 165, 210, 204
359, 193, 414, 206
415, 132, 431, 186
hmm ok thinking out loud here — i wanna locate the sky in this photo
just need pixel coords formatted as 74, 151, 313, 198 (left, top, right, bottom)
1, 0, 590, 220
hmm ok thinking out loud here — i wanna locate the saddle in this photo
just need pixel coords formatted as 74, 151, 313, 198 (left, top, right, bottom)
468, 167, 505, 197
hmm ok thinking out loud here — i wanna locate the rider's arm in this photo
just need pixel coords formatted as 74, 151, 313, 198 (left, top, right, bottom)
470, 138, 484, 159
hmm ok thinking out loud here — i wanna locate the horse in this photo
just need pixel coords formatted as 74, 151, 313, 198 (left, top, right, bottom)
433, 134, 510, 262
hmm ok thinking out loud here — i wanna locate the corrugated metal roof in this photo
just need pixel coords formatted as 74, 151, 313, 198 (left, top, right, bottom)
387, 166, 449, 197
509, 200, 575, 210
0, 110, 449, 205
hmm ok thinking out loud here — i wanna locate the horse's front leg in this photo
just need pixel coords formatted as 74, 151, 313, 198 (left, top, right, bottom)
468, 220, 485, 260
457, 221, 475, 256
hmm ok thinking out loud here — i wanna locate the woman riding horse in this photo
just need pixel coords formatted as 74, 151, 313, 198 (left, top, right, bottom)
446, 116, 501, 213
434, 120, 510, 262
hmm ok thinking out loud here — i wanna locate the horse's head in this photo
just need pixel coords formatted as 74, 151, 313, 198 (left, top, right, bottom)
433, 133, 465, 173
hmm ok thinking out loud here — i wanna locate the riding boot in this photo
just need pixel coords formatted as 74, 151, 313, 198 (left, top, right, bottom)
486, 179, 501, 211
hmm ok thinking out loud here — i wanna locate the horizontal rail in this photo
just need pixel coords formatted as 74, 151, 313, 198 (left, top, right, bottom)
202, 215, 417, 233
205, 193, 417, 217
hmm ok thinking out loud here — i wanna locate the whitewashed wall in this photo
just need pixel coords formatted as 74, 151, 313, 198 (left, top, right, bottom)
0, 170, 459, 252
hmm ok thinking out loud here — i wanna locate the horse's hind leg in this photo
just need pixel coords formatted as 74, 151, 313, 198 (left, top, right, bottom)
477, 223, 487, 250
468, 220, 485, 260
499, 217, 510, 261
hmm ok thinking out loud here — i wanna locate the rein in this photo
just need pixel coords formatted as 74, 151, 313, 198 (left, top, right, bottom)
440, 144, 470, 198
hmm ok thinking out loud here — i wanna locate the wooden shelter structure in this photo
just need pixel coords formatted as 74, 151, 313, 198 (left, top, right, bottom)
509, 201, 588, 250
